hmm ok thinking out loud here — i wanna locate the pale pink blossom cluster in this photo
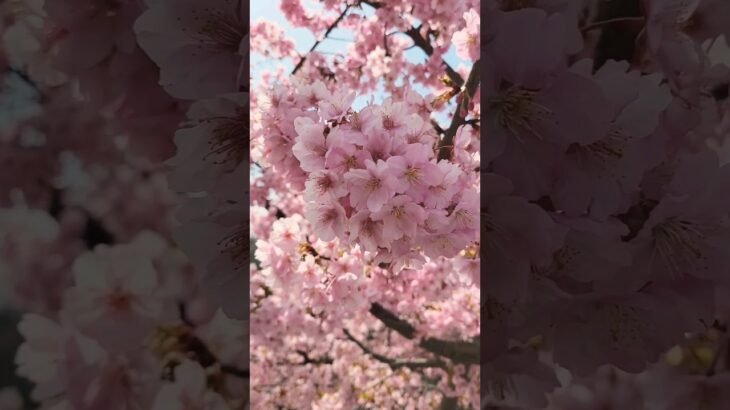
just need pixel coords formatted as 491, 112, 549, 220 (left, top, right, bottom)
0, 0, 249, 407
14, 232, 248, 410
249, 0, 482, 407
254, 79, 479, 272
477, 0, 730, 408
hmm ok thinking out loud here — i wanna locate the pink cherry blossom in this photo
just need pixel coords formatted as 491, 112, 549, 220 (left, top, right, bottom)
344, 159, 399, 213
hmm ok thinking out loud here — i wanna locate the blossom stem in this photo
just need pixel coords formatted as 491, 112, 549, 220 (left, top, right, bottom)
580, 16, 646, 33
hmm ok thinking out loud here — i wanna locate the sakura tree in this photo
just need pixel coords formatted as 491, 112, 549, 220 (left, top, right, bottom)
483, 0, 730, 409
1, 0, 730, 408
250, 1, 480, 408
0, 0, 248, 408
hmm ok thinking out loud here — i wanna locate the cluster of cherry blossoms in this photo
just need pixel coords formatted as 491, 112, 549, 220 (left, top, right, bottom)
257, 79, 479, 272
249, 0, 481, 407
0, 0, 250, 408
479, 0, 730, 408
6, 0, 730, 407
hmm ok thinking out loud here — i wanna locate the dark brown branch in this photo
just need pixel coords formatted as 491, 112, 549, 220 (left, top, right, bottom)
403, 27, 464, 88
343, 328, 446, 369
370, 302, 417, 338
383, 29, 391, 57
369, 303, 479, 365
430, 119, 445, 135
359, 0, 464, 87
437, 59, 481, 161
292, 5, 352, 75
296, 349, 334, 365
221, 365, 250, 378
439, 396, 459, 410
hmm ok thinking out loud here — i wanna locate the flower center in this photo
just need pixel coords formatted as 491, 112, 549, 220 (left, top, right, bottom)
320, 208, 338, 224
492, 88, 551, 141
651, 219, 711, 277
343, 155, 357, 170
195, 9, 245, 51
382, 115, 396, 130
218, 224, 248, 270
351, 113, 363, 131
567, 127, 631, 175
454, 209, 473, 226
391, 205, 405, 218
603, 304, 644, 344
107, 288, 132, 312
204, 112, 248, 165
316, 175, 334, 193
404, 167, 420, 182
366, 177, 382, 191
361, 219, 377, 237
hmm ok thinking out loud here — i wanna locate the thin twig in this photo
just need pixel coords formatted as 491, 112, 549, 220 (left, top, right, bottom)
292, 5, 352, 75
325, 36, 354, 42
403, 26, 464, 88
359, 0, 464, 87
580, 16, 646, 33
368, 303, 479, 365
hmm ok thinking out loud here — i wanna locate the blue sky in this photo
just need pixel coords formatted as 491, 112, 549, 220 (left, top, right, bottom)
250, 0, 468, 121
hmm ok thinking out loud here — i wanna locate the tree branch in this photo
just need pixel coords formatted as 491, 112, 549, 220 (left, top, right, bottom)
403, 27, 464, 88
292, 4, 352, 75
221, 364, 250, 378
295, 349, 334, 365
343, 328, 446, 369
439, 396, 459, 410
368, 303, 479, 365
359, 0, 464, 87
437, 59, 481, 161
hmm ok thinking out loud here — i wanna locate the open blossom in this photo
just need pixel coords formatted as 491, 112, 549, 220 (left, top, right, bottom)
423, 161, 462, 209
345, 159, 399, 213
348, 210, 388, 253
370, 98, 418, 138
17, 0, 730, 406
452, 9, 480, 61
303, 169, 348, 202
646, 0, 705, 83
552, 59, 673, 218
294, 79, 330, 108
371, 195, 427, 242
449, 188, 479, 232
304, 199, 347, 241
151, 360, 228, 410
292, 116, 330, 172
318, 88, 356, 120
61, 243, 163, 353
167, 92, 248, 193
134, 0, 247, 99
386, 143, 442, 197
